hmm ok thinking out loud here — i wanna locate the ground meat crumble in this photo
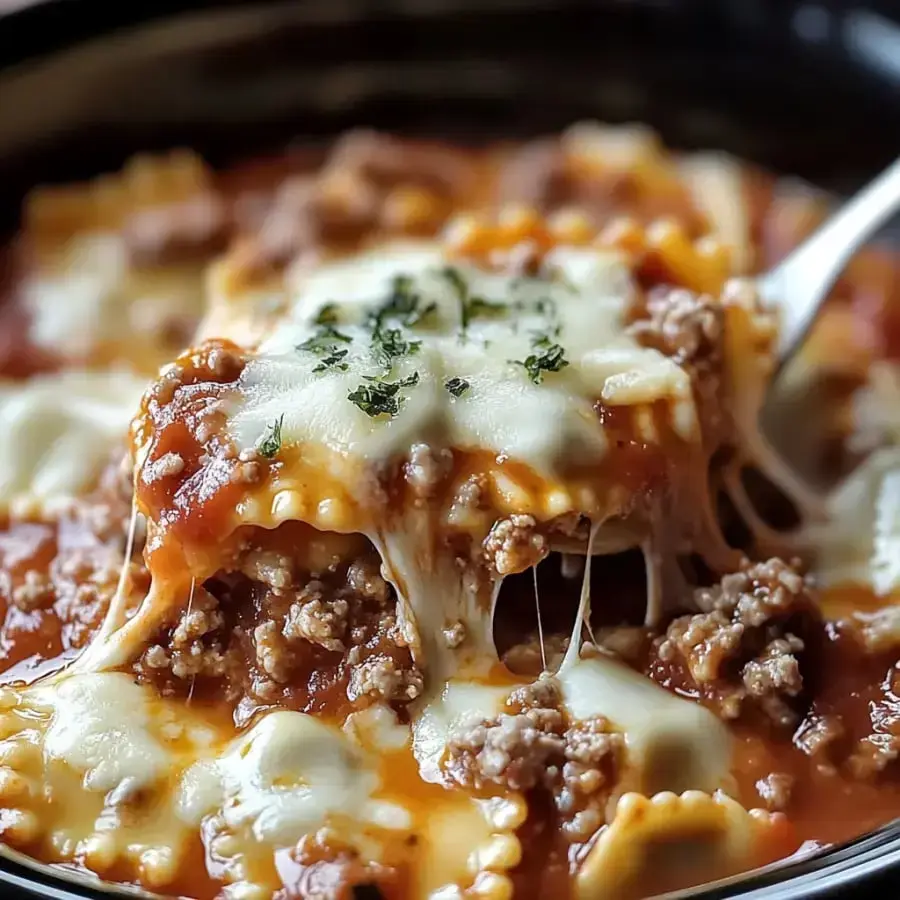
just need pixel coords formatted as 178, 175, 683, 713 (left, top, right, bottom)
135, 541, 422, 718
652, 557, 819, 727
483, 515, 548, 576
443, 675, 622, 842
627, 285, 728, 440
628, 286, 724, 375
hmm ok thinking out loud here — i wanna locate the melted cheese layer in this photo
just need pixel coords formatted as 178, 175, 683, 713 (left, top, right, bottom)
0, 370, 147, 515
226, 242, 696, 477
177, 710, 412, 841
23, 234, 205, 367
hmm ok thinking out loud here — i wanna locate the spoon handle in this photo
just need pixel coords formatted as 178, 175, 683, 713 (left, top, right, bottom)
759, 155, 900, 366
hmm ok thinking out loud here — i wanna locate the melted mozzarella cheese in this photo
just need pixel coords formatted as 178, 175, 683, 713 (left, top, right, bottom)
412, 679, 512, 784
560, 655, 732, 796
410, 655, 732, 801
30, 673, 178, 793
23, 233, 205, 363
0, 674, 221, 888
0, 677, 423, 894
177, 710, 411, 843
225, 242, 695, 478
810, 447, 900, 594
0, 369, 147, 515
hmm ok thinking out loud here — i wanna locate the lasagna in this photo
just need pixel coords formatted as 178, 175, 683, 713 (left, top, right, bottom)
0, 124, 898, 900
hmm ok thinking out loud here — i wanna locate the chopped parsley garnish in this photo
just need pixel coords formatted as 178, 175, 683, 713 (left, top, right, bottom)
369, 274, 437, 330
297, 324, 352, 355
467, 296, 507, 322
511, 342, 570, 384
348, 373, 420, 418
257, 414, 285, 459
312, 349, 349, 373
371, 326, 421, 372
313, 303, 339, 326
444, 376, 470, 397
535, 297, 562, 337
441, 266, 507, 335
529, 331, 555, 349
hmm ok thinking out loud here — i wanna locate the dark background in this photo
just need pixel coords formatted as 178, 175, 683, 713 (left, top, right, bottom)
2, 0, 900, 219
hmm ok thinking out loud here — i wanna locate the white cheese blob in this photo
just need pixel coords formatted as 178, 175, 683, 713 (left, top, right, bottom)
810, 447, 900, 596
23, 234, 204, 359
29, 673, 182, 794
0, 369, 148, 515
225, 242, 696, 478
412, 679, 512, 783
177, 709, 411, 844
559, 655, 732, 796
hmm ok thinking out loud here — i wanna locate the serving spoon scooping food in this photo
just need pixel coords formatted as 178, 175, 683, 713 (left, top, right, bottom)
760, 155, 900, 371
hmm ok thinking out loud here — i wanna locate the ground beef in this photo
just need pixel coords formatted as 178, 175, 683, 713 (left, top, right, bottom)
497, 139, 571, 210
445, 707, 567, 792
287, 831, 404, 900
846, 734, 900, 781
135, 538, 422, 717
443, 675, 622, 842
283, 585, 349, 652
742, 635, 805, 727
756, 772, 794, 811
502, 633, 570, 676
653, 557, 818, 726
254, 619, 297, 684
0, 446, 149, 677
142, 451, 185, 484
239, 549, 295, 593
10, 570, 54, 612
558, 719, 622, 840
138, 585, 230, 681
327, 130, 470, 197
628, 286, 724, 374
404, 442, 453, 502
123, 192, 231, 266
483, 515, 548, 576
794, 714, 847, 767
241, 132, 470, 271
345, 651, 423, 704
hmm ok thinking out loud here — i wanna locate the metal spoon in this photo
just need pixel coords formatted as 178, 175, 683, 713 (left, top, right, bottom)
759, 155, 900, 370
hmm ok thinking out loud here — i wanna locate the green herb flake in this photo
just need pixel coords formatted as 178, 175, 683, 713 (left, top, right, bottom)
444, 376, 470, 397
371, 326, 421, 372
297, 324, 352, 355
257, 414, 285, 459
441, 266, 507, 336
369, 274, 437, 330
348, 372, 420, 418
468, 296, 507, 321
312, 349, 350, 373
510, 343, 570, 385
534, 297, 562, 337
313, 303, 340, 326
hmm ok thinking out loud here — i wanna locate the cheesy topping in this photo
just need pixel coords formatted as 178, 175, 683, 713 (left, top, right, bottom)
177, 710, 411, 841
226, 242, 695, 477
0, 369, 147, 516
24, 235, 198, 353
